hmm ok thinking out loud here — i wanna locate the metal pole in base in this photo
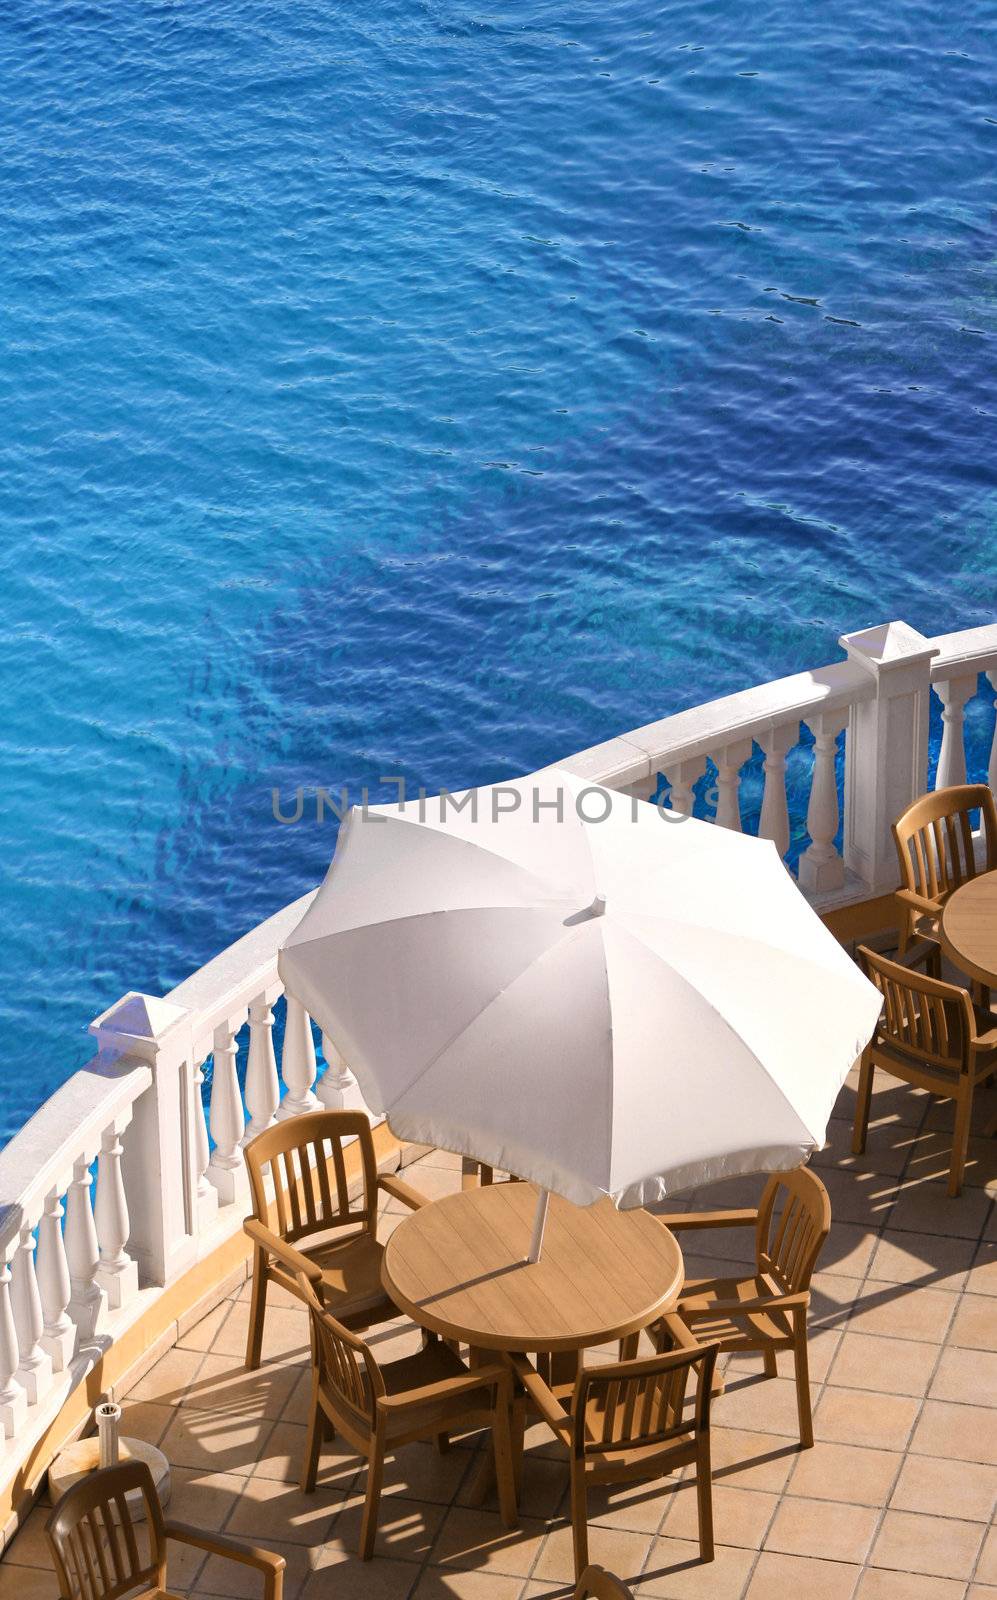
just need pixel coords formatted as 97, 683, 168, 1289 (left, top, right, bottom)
527, 1188, 550, 1263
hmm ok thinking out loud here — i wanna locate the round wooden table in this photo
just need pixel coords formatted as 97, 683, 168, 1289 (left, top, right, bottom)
939, 870, 997, 988
381, 1180, 684, 1355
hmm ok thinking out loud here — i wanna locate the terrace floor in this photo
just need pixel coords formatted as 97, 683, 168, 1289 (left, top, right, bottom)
2, 1065, 996, 1600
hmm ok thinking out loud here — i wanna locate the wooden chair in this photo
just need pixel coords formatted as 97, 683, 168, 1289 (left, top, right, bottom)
645, 1167, 830, 1448
508, 1342, 717, 1582
575, 1566, 635, 1600
298, 1274, 518, 1558
46, 1458, 284, 1599
856, 944, 997, 1195
243, 1109, 428, 1369
893, 784, 997, 959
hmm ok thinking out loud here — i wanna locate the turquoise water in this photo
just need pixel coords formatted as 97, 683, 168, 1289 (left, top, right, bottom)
1, 1, 996, 1139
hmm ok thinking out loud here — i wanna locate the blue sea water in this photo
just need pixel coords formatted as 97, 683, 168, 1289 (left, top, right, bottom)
1, 0, 996, 1140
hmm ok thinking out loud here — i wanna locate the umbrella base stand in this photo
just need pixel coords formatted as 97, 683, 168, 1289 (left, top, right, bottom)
527, 1188, 550, 1263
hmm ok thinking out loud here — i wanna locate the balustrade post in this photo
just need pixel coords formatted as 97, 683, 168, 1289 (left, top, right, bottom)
245, 988, 281, 1141
661, 757, 706, 817
94, 1118, 139, 1310
37, 1189, 76, 1372
840, 622, 938, 893
208, 1016, 248, 1203
190, 1051, 218, 1230
277, 995, 319, 1119
934, 674, 977, 791
988, 670, 997, 797
713, 738, 752, 832
758, 723, 799, 860
0, 1248, 25, 1439
65, 1154, 106, 1343
317, 1035, 368, 1114
12, 1222, 53, 1403
798, 712, 848, 892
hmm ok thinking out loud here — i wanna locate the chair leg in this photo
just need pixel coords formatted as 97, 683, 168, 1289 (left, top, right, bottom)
359, 1433, 386, 1560
852, 1049, 875, 1155
300, 1385, 323, 1493
492, 1395, 519, 1529
245, 1250, 268, 1371
569, 1463, 589, 1583
510, 1395, 526, 1500
619, 1333, 640, 1361
695, 1433, 714, 1563
435, 1431, 451, 1455
793, 1321, 814, 1449
949, 1083, 974, 1198
762, 1347, 778, 1378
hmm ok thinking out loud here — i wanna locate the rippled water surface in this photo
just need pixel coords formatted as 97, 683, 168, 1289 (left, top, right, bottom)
1, 1, 996, 1136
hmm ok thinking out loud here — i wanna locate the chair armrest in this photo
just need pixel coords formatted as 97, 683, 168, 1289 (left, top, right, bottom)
376, 1361, 509, 1413
654, 1208, 758, 1231
505, 1353, 572, 1439
680, 1290, 809, 1316
378, 1172, 429, 1211
243, 1218, 322, 1283
895, 887, 941, 916
656, 1312, 704, 1352
165, 1522, 285, 1597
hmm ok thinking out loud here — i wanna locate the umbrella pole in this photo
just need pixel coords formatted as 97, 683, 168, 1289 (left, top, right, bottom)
527, 1188, 550, 1263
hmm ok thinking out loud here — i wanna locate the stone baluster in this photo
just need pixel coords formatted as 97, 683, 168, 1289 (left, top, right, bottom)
65, 1154, 106, 1343
713, 739, 752, 832
244, 990, 280, 1141
798, 712, 848, 892
37, 1188, 76, 1372
758, 723, 799, 860
11, 1222, 52, 1403
191, 1050, 218, 1227
277, 995, 318, 1120
318, 1035, 366, 1113
94, 1119, 139, 1310
661, 757, 706, 817
208, 1017, 247, 1203
988, 670, 997, 796
934, 675, 977, 791
0, 1250, 25, 1438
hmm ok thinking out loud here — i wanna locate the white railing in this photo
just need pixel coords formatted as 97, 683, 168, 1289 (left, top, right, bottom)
0, 613, 994, 1511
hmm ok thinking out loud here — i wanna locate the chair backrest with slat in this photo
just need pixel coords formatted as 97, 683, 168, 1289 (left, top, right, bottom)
893, 784, 997, 907
571, 1344, 716, 1471
755, 1167, 831, 1296
858, 946, 973, 1077
299, 1274, 383, 1444
574, 1567, 635, 1600
46, 1460, 166, 1600
246, 1109, 378, 1246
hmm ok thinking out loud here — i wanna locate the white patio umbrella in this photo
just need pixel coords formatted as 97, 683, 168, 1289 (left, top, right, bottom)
279, 768, 881, 1257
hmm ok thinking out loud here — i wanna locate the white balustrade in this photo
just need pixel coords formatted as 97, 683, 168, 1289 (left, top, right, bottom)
989, 670, 997, 795
94, 1120, 138, 1310
277, 995, 318, 1119
318, 1035, 366, 1113
208, 1019, 247, 1203
798, 712, 848, 892
0, 1251, 25, 1439
191, 1052, 218, 1227
713, 739, 751, 832
245, 993, 280, 1141
758, 723, 798, 860
11, 1223, 52, 1403
37, 1189, 75, 1372
661, 756, 705, 817
934, 674, 977, 791
65, 1154, 106, 1342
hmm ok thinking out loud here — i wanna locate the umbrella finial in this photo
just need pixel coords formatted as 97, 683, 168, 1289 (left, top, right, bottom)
590, 893, 606, 917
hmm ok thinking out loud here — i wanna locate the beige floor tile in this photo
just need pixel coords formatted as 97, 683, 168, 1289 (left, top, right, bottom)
182, 1352, 301, 1418
813, 1116, 914, 1179
179, 1299, 235, 1353
225, 1471, 346, 1547
663, 1481, 776, 1548
950, 1294, 997, 1351
457, 1453, 566, 1522
844, 1279, 957, 1343
729, 1328, 839, 1386
854, 1570, 965, 1600
764, 1496, 878, 1564
324, 1492, 448, 1564
193, 1537, 320, 1597
813, 1386, 919, 1452
637, 1537, 755, 1597
0, 1565, 60, 1599
868, 1229, 976, 1290
160, 1404, 275, 1474
967, 1587, 997, 1600
123, 1343, 207, 1403
786, 1442, 900, 1507
304, 1547, 421, 1599
743, 1550, 860, 1600
532, 1524, 653, 1585
871, 1506, 984, 1579
116, 1398, 177, 1447
930, 1344, 997, 1405
167, 1464, 248, 1528
967, 1242, 997, 1296
887, 1182, 993, 1239
890, 1452, 997, 1522
911, 1398, 997, 1464
809, 1224, 878, 1281
412, 1570, 526, 1600
827, 1330, 939, 1396
430, 1508, 549, 1577
585, 1477, 676, 1535
707, 1375, 812, 1439
709, 1428, 799, 1492
0, 1513, 50, 1570
978, 1524, 997, 1586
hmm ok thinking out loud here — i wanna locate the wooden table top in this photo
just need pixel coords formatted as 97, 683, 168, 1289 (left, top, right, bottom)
381, 1181, 684, 1353
940, 870, 997, 989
